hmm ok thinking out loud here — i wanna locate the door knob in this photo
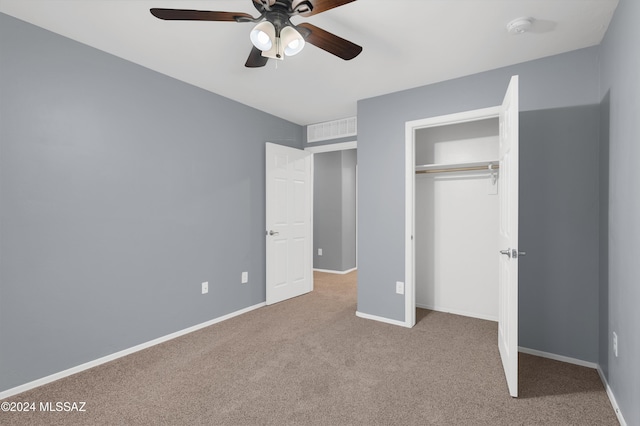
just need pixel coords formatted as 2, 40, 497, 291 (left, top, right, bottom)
500, 249, 526, 258
268, 230, 279, 236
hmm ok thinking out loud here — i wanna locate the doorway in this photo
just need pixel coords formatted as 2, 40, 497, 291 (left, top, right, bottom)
404, 106, 503, 327
306, 142, 358, 274
414, 118, 500, 321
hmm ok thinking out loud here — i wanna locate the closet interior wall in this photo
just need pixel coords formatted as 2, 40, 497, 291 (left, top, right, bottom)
415, 118, 500, 321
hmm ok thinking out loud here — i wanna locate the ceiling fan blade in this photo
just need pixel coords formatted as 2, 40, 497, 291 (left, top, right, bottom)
150, 8, 255, 22
297, 22, 362, 60
245, 47, 269, 68
294, 0, 356, 17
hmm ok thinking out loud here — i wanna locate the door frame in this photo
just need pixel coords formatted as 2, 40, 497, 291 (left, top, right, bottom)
404, 106, 501, 328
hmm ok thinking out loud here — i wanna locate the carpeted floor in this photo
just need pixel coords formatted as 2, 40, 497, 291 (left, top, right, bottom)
1, 271, 618, 425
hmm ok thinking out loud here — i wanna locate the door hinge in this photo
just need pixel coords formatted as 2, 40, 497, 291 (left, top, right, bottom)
513, 249, 526, 259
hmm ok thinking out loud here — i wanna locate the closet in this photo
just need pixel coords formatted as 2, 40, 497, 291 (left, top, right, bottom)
414, 117, 500, 321
406, 76, 519, 396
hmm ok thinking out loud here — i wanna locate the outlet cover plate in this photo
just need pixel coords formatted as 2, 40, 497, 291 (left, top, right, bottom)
396, 281, 404, 295
202, 282, 209, 294
241, 272, 248, 284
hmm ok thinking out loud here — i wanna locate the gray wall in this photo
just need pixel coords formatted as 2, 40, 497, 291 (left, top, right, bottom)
598, 0, 640, 423
314, 151, 343, 269
519, 106, 599, 361
0, 13, 302, 393
357, 47, 601, 361
313, 149, 357, 271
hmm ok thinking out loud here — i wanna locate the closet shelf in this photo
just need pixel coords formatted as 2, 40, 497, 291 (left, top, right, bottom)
415, 160, 499, 174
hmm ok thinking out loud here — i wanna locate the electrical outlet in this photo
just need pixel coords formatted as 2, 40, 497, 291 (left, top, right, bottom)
613, 332, 618, 357
318, 248, 323, 256
241, 272, 248, 284
201, 282, 208, 294
395, 281, 404, 295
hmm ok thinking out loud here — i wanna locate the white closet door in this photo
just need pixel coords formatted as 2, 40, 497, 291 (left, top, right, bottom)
498, 75, 520, 398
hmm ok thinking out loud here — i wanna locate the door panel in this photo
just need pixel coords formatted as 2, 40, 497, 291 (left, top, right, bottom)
498, 75, 519, 398
266, 143, 313, 305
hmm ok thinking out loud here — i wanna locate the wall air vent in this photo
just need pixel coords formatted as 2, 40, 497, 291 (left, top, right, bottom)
307, 116, 357, 143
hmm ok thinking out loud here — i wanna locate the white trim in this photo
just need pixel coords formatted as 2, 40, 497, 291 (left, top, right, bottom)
0, 302, 266, 401
597, 367, 628, 426
304, 141, 357, 153
313, 267, 357, 275
356, 311, 411, 328
517, 347, 598, 369
405, 106, 502, 330
406, 106, 501, 130
309, 152, 315, 294
404, 121, 415, 328
416, 303, 498, 322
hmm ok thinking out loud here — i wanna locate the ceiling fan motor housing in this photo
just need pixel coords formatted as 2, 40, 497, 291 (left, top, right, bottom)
267, 10, 292, 36
255, 0, 314, 15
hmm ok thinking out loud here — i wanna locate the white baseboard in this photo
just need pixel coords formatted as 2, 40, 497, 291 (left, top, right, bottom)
0, 302, 266, 401
313, 267, 357, 275
416, 303, 498, 322
597, 367, 627, 426
356, 311, 410, 328
517, 346, 598, 369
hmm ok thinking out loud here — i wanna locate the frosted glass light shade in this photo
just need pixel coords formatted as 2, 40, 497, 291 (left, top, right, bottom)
250, 21, 275, 51
281, 26, 305, 56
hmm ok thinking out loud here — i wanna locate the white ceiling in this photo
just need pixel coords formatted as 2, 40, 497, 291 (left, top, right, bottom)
0, 0, 618, 125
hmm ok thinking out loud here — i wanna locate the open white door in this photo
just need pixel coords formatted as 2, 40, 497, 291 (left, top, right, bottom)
498, 75, 520, 397
265, 142, 313, 305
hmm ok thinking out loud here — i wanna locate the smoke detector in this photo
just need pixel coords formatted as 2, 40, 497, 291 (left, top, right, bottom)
507, 17, 533, 34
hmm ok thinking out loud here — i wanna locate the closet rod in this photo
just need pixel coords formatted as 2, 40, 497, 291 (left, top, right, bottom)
415, 164, 499, 175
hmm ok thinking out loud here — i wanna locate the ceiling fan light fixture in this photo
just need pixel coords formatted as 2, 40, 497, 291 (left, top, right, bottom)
250, 21, 275, 51
149, 1, 364, 68
281, 26, 305, 56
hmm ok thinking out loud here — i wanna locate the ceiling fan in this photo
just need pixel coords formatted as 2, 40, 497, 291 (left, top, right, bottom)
150, 0, 363, 68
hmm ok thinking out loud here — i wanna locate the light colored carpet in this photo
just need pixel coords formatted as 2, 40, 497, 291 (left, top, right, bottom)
1, 271, 617, 425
